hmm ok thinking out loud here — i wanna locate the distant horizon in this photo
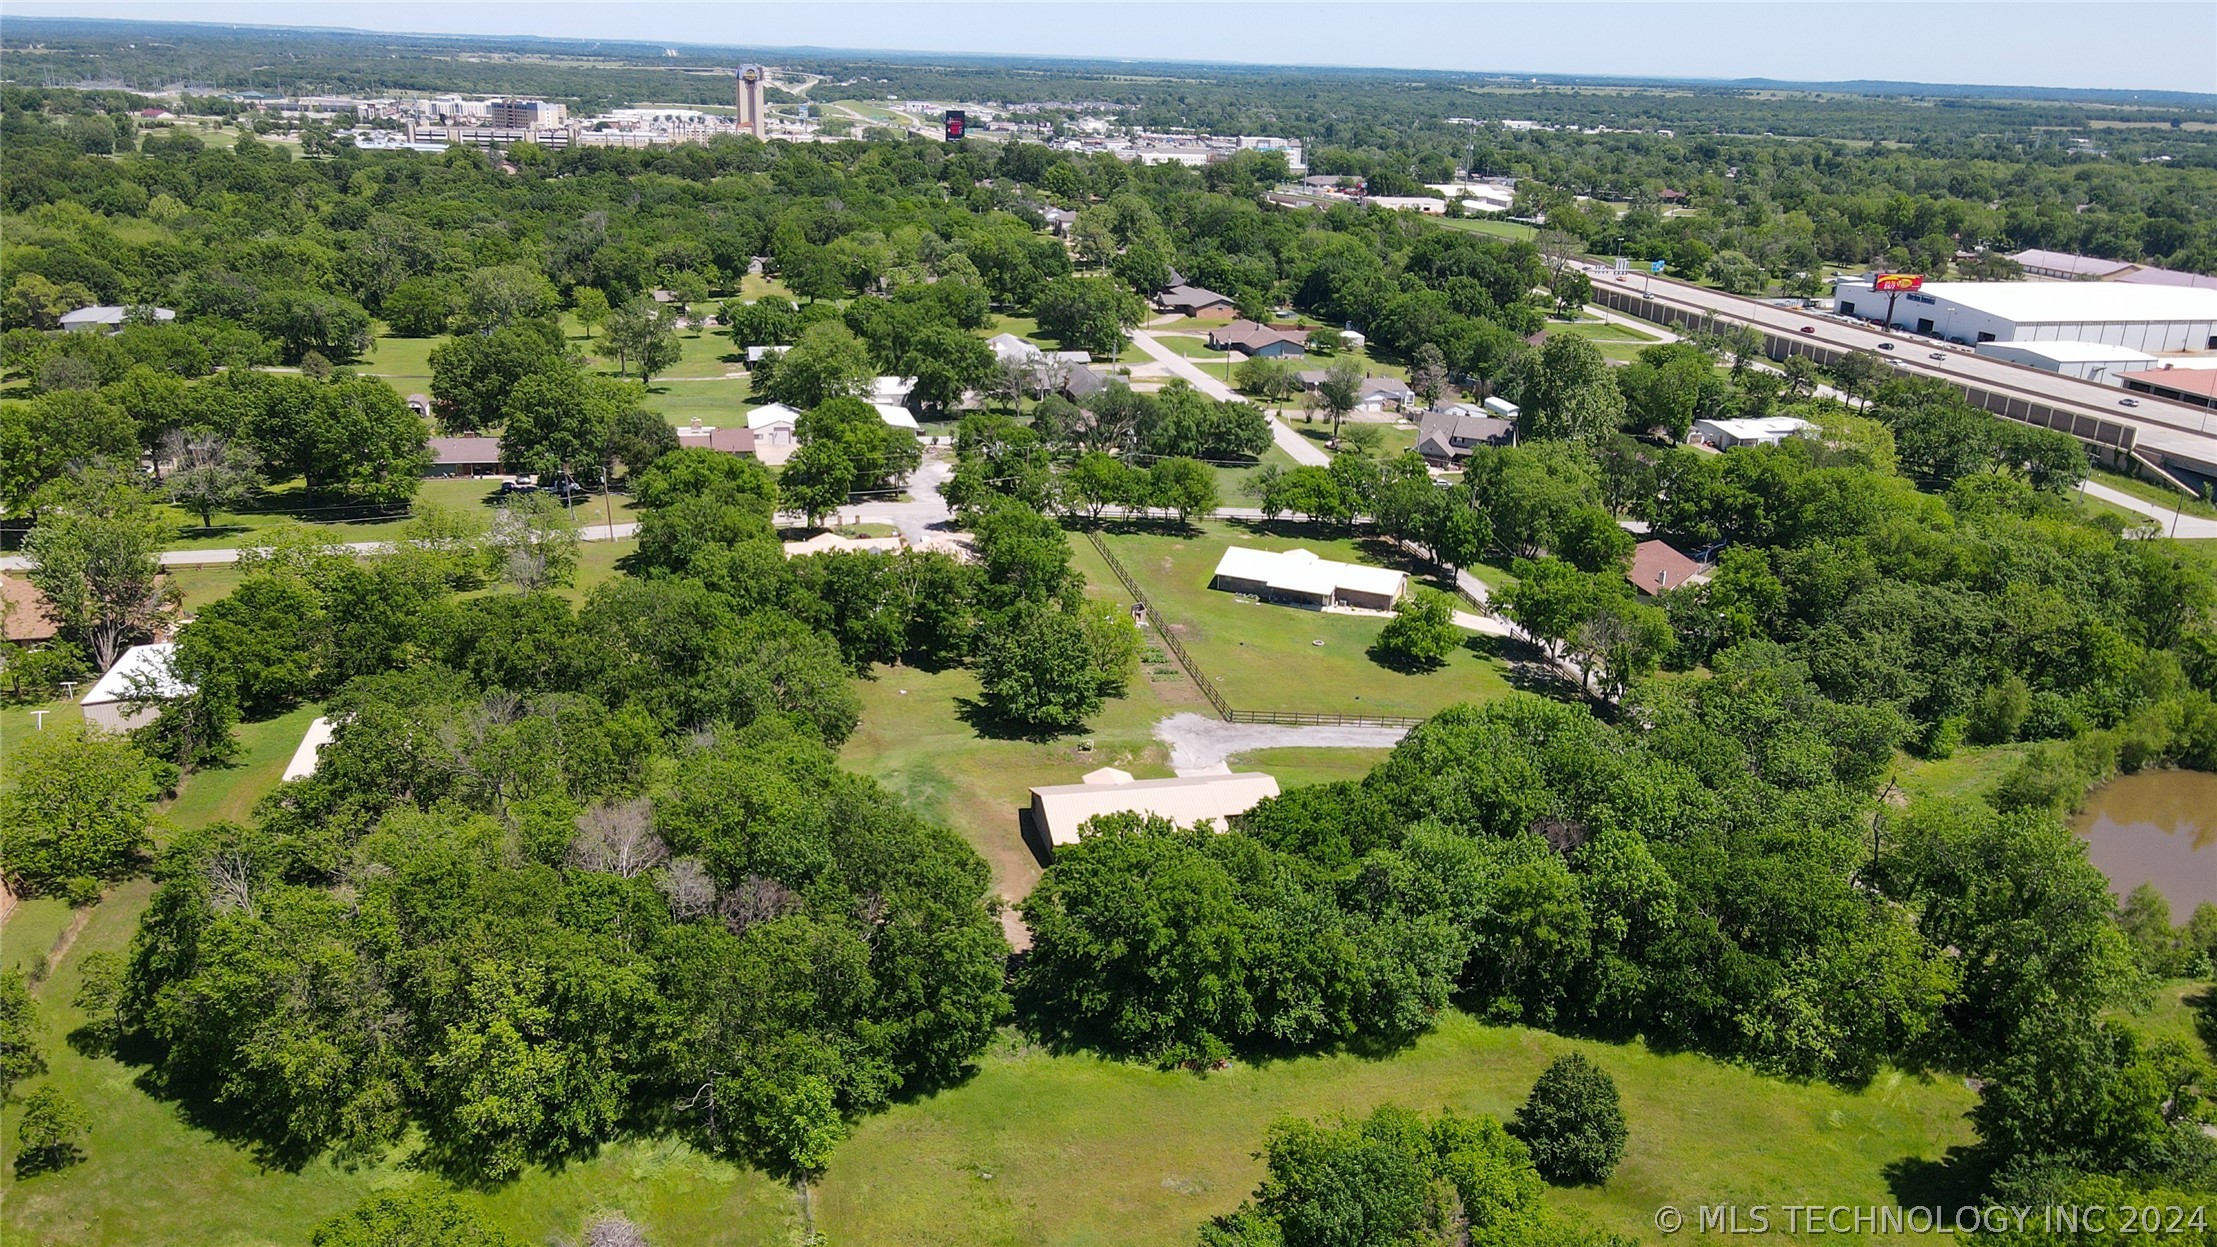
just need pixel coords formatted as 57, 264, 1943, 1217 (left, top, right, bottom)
7, 3, 2215, 96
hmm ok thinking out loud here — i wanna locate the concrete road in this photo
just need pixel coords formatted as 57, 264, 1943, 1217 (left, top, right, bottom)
1153, 712, 1409, 774
0, 519, 644, 573
2079, 479, 2217, 538
1129, 329, 1332, 467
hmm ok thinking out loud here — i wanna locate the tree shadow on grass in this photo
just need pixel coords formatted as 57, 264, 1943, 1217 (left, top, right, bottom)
951, 695, 1075, 744
2189, 985, 2217, 1063
1883, 1145, 1995, 1216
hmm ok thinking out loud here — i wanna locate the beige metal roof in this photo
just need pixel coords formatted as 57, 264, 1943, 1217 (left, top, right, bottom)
1029, 771, 1281, 847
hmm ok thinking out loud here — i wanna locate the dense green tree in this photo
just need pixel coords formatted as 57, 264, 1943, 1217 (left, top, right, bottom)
0, 728, 157, 891
1509, 1052, 1628, 1185
759, 321, 874, 409
13, 1085, 90, 1176
1032, 276, 1144, 359
428, 323, 571, 435
1514, 335, 1624, 444
0, 971, 45, 1098
1373, 589, 1462, 670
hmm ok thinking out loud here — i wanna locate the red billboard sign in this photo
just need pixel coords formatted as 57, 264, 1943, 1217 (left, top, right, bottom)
1871, 273, 1924, 293
944, 111, 966, 141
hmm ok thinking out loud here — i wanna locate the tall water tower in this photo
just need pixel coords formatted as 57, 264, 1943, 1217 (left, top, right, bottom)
735, 65, 766, 139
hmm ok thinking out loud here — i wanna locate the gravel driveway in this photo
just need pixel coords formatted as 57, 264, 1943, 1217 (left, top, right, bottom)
1153, 712, 1410, 774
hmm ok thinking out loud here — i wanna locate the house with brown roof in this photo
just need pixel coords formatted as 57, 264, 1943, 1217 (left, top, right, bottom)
1626, 540, 1709, 598
1207, 319, 1308, 358
425, 436, 504, 478
1414, 411, 1516, 465
1, 576, 60, 645
675, 423, 758, 456
1156, 284, 1238, 319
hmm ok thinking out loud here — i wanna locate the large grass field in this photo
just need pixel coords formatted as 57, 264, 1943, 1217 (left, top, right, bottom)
1098, 519, 1518, 719
1542, 316, 1664, 364
817, 1010, 1979, 1247
1435, 216, 1539, 240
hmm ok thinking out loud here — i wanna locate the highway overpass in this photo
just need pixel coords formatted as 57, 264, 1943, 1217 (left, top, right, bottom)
1585, 271, 2217, 492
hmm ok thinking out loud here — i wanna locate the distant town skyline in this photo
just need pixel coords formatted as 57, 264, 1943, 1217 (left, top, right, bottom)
11, 2, 2215, 96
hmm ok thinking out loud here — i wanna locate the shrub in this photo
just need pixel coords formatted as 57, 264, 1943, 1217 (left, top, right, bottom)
1509, 1052, 1628, 1185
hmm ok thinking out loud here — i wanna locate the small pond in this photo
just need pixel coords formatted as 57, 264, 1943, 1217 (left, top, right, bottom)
2072, 769, 2217, 917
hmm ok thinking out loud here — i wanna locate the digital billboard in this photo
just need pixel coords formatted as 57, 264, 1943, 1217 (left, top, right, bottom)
944, 110, 966, 141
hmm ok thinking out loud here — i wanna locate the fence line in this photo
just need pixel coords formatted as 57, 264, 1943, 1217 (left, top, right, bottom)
1228, 709, 1426, 728
1084, 527, 1426, 729
1082, 527, 1236, 720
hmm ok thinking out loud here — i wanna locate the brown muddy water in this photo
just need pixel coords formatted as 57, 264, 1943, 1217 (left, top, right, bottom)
2072, 769, 2217, 916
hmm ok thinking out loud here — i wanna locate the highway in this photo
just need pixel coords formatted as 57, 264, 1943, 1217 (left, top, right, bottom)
1584, 269, 2217, 486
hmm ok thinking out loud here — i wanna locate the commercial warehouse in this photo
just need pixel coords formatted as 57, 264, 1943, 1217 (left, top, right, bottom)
1832, 279, 2217, 353
1971, 340, 2159, 386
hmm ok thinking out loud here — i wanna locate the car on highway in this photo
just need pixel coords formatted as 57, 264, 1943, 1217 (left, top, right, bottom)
1798, 325, 1816, 334
2121, 398, 2141, 407
1877, 342, 1894, 350
1929, 352, 1947, 361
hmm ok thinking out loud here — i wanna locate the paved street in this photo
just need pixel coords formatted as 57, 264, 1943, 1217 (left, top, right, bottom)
1129, 328, 1332, 467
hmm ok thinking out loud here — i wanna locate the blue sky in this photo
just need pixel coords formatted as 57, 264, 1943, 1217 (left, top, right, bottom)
12, 2, 2216, 95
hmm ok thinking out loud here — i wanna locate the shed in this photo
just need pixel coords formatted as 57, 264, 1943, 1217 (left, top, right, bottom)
1692, 417, 1815, 449
81, 642, 191, 733
1210, 546, 1407, 611
1028, 769, 1282, 848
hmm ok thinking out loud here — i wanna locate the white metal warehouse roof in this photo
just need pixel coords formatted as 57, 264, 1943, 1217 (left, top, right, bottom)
1972, 340, 2160, 364
1905, 281, 2217, 325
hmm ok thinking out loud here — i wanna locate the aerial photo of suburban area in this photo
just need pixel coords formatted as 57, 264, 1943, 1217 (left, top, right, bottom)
0, 2, 2215, 1244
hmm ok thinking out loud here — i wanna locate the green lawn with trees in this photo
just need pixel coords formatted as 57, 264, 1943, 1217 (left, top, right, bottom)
1097, 520, 1515, 719
4, 62, 2216, 1247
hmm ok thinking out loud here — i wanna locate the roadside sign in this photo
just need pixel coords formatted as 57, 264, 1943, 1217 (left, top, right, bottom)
1651, 260, 1667, 273
1615, 257, 1630, 272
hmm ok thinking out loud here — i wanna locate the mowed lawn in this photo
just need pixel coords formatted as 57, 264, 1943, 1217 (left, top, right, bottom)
838, 662, 1201, 908
1097, 520, 1514, 719
814, 1010, 1978, 1247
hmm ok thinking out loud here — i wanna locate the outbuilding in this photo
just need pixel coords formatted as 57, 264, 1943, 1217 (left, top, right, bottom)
1971, 340, 2159, 386
81, 642, 191, 733
1692, 416, 1815, 449
1210, 546, 1407, 611
1028, 767, 1282, 849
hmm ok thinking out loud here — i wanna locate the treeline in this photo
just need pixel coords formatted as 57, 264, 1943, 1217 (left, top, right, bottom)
1023, 689, 2217, 1211
0, 444, 1151, 1181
